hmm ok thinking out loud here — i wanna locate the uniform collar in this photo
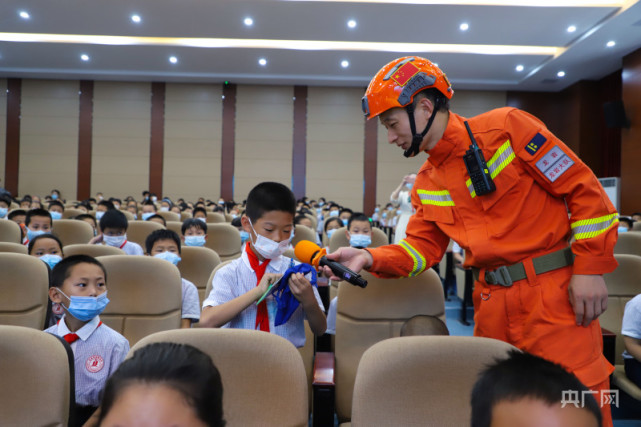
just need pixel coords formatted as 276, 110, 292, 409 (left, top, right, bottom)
58, 314, 101, 341
241, 244, 285, 272
426, 112, 467, 168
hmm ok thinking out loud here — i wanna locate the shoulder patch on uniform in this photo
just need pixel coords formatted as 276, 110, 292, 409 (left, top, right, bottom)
535, 146, 574, 182
525, 133, 547, 155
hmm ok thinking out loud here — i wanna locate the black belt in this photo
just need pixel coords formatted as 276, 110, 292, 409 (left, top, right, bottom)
472, 247, 574, 287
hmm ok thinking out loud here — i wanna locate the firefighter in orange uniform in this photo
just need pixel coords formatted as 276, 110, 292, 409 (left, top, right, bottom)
327, 56, 618, 426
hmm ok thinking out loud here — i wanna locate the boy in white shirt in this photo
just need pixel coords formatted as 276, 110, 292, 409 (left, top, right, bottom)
89, 209, 144, 255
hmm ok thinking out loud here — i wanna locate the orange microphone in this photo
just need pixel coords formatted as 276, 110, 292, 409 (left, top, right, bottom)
295, 240, 367, 288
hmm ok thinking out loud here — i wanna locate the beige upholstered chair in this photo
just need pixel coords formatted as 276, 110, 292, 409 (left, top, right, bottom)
119, 209, 135, 221
129, 328, 309, 426
350, 336, 519, 426
52, 219, 94, 246
205, 223, 241, 261
601, 254, 641, 402
206, 212, 226, 223
125, 220, 164, 250
97, 255, 182, 346
157, 210, 180, 222
180, 211, 192, 221
0, 219, 22, 243
62, 243, 125, 258
329, 226, 388, 253
0, 242, 28, 254
165, 220, 183, 236
632, 221, 641, 232
0, 325, 74, 426
614, 232, 641, 257
291, 224, 318, 247
178, 246, 221, 303
61, 208, 84, 219
0, 253, 49, 329
334, 269, 445, 425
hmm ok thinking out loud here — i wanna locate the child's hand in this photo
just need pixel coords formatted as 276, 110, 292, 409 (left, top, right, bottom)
288, 273, 315, 307
88, 233, 103, 245
256, 273, 282, 301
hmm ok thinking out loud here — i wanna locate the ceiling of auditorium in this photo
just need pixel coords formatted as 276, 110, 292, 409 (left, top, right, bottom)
0, 0, 640, 92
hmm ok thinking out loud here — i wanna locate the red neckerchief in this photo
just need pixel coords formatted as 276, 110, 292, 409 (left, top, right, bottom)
59, 319, 102, 344
245, 242, 270, 332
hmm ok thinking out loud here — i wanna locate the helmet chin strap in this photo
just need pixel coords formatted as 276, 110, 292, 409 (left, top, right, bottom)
403, 100, 440, 158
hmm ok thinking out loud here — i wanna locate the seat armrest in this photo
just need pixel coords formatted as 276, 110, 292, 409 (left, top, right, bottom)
312, 352, 335, 427
601, 327, 616, 366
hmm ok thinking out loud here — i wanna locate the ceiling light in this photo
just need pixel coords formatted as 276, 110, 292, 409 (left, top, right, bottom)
516, 64, 524, 72
244, 17, 254, 26
80, 54, 90, 61
169, 56, 178, 64
460, 22, 469, 31
131, 14, 141, 23
258, 57, 267, 66
341, 60, 349, 68
19, 11, 30, 19
567, 25, 576, 32
606, 40, 615, 47
557, 71, 565, 77
282, 0, 625, 6
347, 19, 357, 28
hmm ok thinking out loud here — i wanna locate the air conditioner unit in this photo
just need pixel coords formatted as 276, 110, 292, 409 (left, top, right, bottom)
598, 177, 620, 212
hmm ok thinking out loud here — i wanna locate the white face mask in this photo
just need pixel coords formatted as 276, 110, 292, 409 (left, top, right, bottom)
248, 218, 293, 259
104, 234, 126, 248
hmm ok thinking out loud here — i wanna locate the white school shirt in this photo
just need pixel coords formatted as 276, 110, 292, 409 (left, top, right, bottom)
181, 278, 201, 323
622, 294, 641, 359
45, 315, 129, 407
202, 246, 324, 347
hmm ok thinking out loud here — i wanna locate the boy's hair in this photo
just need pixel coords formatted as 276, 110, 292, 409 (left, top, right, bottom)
0, 194, 12, 207
51, 255, 107, 288
230, 217, 241, 228
294, 214, 311, 225
75, 214, 97, 227
619, 217, 633, 228
25, 208, 52, 227
400, 315, 449, 337
145, 229, 182, 255
193, 207, 207, 218
147, 214, 166, 226
142, 200, 157, 211
182, 218, 208, 235
213, 206, 225, 213
48, 200, 65, 211
76, 201, 92, 210
8, 209, 26, 221
99, 209, 129, 232
245, 182, 296, 222
97, 200, 116, 211
324, 217, 343, 233
339, 208, 353, 216
109, 197, 122, 205
347, 213, 370, 230
28, 233, 64, 255
470, 350, 602, 427
98, 342, 225, 427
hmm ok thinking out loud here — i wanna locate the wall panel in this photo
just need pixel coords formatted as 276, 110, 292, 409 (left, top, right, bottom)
0, 79, 7, 188
621, 47, 641, 214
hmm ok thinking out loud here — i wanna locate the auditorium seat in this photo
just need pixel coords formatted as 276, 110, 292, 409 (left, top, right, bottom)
129, 328, 309, 426
291, 224, 317, 247
205, 223, 241, 261
120, 209, 135, 221
63, 243, 125, 258
206, 212, 226, 223
224, 213, 234, 222
305, 213, 318, 230
178, 246, 221, 303
126, 220, 164, 250
0, 242, 28, 255
61, 208, 84, 219
157, 210, 180, 222
165, 220, 183, 236
0, 325, 75, 426
0, 253, 49, 329
96, 255, 182, 346
632, 221, 641, 232
614, 232, 641, 257
350, 336, 519, 426
328, 226, 388, 253
52, 219, 94, 246
180, 211, 192, 221
0, 219, 22, 244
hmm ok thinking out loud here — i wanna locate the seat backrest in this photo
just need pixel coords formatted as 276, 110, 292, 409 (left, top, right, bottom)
0, 219, 22, 243
62, 244, 125, 258
633, 221, 641, 232
178, 246, 221, 303
129, 328, 308, 426
0, 242, 28, 254
351, 336, 519, 427
119, 209, 135, 221
334, 269, 445, 422
291, 224, 317, 247
97, 255, 182, 346
166, 220, 183, 236
52, 219, 94, 246
125, 221, 165, 249
0, 253, 49, 329
329, 226, 388, 253
0, 325, 74, 426
601, 254, 641, 365
204, 260, 234, 302
614, 232, 641, 256
207, 212, 226, 223
157, 210, 180, 222
61, 208, 84, 219
180, 211, 192, 221
205, 223, 241, 261
224, 213, 234, 222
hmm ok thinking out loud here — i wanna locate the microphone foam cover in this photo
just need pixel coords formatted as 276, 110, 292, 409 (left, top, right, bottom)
294, 240, 322, 266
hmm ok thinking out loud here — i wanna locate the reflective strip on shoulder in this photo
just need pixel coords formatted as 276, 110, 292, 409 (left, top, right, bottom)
399, 240, 426, 277
466, 140, 516, 198
417, 189, 455, 206
571, 213, 619, 240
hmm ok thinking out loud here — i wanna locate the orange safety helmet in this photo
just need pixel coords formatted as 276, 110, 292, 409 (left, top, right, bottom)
362, 56, 453, 120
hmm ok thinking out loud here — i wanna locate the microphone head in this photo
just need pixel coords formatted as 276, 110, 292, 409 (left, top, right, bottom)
294, 240, 323, 266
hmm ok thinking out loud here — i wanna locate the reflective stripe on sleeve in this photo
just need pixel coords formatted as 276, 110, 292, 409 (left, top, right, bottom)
399, 239, 427, 277
417, 189, 455, 206
571, 213, 619, 240
466, 140, 515, 198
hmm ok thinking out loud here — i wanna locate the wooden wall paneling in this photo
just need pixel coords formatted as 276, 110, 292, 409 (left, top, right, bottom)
292, 85, 307, 199
4, 78, 21, 196
149, 82, 166, 197
77, 80, 94, 201
220, 83, 236, 201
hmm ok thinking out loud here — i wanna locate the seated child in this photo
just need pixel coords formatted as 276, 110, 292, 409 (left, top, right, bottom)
45, 255, 130, 427
159, 198, 172, 212
89, 209, 144, 255
141, 201, 157, 221
181, 218, 208, 247
338, 208, 353, 226
126, 201, 138, 219
147, 214, 166, 227
145, 229, 200, 328
323, 217, 343, 247
231, 216, 250, 247
200, 182, 326, 348
8, 209, 26, 225
192, 207, 208, 222
622, 293, 641, 388
95, 200, 115, 221
48, 200, 65, 220
28, 233, 65, 326
108, 198, 122, 210
0, 194, 11, 219
23, 208, 53, 245
76, 214, 98, 236
294, 214, 314, 230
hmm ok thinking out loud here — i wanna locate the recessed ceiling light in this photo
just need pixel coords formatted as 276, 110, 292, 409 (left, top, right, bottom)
567, 25, 576, 33
516, 64, 524, 72
459, 22, 469, 31
80, 54, 90, 61
341, 60, 349, 68
169, 56, 178, 64
19, 11, 30, 19
131, 14, 141, 23
244, 17, 254, 26
557, 71, 565, 78
606, 40, 616, 47
258, 58, 267, 66
347, 19, 357, 28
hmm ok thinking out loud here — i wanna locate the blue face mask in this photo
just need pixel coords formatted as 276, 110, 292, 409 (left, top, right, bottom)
382, 213, 388, 219
27, 228, 46, 242
184, 235, 206, 247
397, 210, 402, 215
142, 212, 155, 221
51, 194, 58, 200
154, 251, 182, 266
342, 219, 348, 226
58, 290, 109, 322
50, 211, 62, 220
329, 210, 339, 217
618, 226, 628, 233
0, 207, 7, 218
95, 211, 105, 220
327, 229, 337, 239
350, 234, 372, 248
374, 208, 380, 213
39, 254, 62, 269
239, 230, 250, 245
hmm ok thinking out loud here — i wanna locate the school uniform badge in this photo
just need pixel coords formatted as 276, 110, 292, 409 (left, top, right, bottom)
86, 355, 104, 373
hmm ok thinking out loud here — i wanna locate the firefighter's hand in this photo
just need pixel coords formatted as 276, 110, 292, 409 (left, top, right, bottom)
322, 247, 372, 281
568, 274, 608, 327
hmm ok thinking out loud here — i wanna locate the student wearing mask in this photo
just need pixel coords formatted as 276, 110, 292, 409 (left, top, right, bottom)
95, 200, 115, 221
0, 194, 11, 219
22, 208, 53, 245
89, 209, 144, 256
181, 218, 208, 247
140, 201, 157, 221
48, 200, 65, 220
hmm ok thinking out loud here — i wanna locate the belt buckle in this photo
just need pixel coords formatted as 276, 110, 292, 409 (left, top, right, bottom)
485, 266, 513, 287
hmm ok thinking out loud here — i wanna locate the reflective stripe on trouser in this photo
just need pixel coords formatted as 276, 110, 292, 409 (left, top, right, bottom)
466, 139, 515, 198
398, 240, 426, 277
416, 189, 455, 206
571, 213, 618, 240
